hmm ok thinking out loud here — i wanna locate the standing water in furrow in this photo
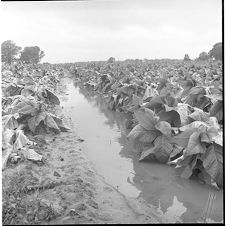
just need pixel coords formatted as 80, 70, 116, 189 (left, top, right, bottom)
60, 78, 223, 223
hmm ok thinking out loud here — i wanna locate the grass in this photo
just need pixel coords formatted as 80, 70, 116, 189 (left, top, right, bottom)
2, 169, 58, 225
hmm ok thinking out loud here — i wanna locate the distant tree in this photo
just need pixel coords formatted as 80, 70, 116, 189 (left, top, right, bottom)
198, 52, 209, 61
20, 46, 45, 64
1, 40, 22, 64
183, 54, 191, 61
107, 57, 115, 63
209, 42, 222, 61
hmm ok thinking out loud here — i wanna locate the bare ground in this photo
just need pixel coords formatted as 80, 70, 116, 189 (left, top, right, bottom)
2, 115, 164, 224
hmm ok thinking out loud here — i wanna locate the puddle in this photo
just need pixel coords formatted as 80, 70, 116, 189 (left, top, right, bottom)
60, 78, 223, 223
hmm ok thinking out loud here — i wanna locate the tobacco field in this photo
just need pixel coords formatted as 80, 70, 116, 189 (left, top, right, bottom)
65, 58, 223, 188
2, 58, 223, 224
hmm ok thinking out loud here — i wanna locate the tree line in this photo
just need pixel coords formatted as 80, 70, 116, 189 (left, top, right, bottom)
183, 42, 222, 61
1, 40, 45, 64
1, 40, 222, 65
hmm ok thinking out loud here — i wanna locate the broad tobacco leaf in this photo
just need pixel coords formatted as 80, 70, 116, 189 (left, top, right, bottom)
143, 86, 158, 100
169, 144, 184, 160
46, 89, 60, 105
127, 124, 160, 144
184, 132, 206, 157
143, 96, 164, 114
200, 144, 223, 188
4, 84, 23, 97
2, 113, 19, 131
212, 130, 223, 146
134, 107, 159, 130
11, 96, 39, 116
172, 128, 198, 148
49, 113, 70, 132
184, 87, 210, 109
44, 114, 61, 133
155, 121, 172, 136
139, 135, 173, 163
2, 146, 14, 170
165, 103, 191, 126
125, 94, 143, 112
14, 129, 30, 150
21, 148, 43, 162
21, 87, 35, 97
179, 121, 209, 132
2, 129, 15, 149
174, 155, 196, 179
209, 100, 223, 122
27, 111, 47, 133
188, 109, 209, 123
204, 87, 222, 102
157, 109, 181, 127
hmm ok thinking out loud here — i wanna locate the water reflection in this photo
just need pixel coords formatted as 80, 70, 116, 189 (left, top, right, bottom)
60, 78, 223, 223
159, 196, 187, 223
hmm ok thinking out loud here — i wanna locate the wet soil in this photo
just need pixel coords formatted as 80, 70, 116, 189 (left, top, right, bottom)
2, 75, 223, 224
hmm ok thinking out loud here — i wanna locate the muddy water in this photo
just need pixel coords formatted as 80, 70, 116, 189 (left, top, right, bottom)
60, 78, 223, 223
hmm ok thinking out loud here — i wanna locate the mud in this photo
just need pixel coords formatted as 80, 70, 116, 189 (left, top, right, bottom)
2, 87, 161, 225
2, 74, 223, 224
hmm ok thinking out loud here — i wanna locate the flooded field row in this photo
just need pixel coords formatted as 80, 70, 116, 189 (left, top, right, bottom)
59, 78, 223, 223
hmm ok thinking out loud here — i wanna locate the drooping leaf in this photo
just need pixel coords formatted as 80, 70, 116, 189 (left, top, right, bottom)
4, 84, 23, 96
22, 148, 43, 162
49, 114, 70, 132
2, 146, 13, 170
180, 165, 193, 179
127, 124, 160, 144
184, 132, 205, 157
45, 89, 60, 105
139, 135, 173, 163
188, 109, 209, 123
184, 87, 210, 109
201, 144, 223, 187
134, 107, 159, 130
138, 130, 160, 143
164, 103, 191, 126
11, 97, 39, 116
179, 121, 208, 132
27, 111, 47, 133
155, 121, 172, 136
157, 109, 181, 127
127, 124, 148, 140
204, 88, 222, 101
153, 135, 174, 163
205, 117, 220, 130
170, 144, 184, 159
2, 129, 15, 149
143, 96, 164, 114
200, 132, 212, 143
212, 131, 223, 146
2, 113, 19, 130
172, 128, 198, 148
209, 100, 223, 121
14, 129, 30, 150
44, 114, 60, 133
125, 94, 143, 112
139, 146, 157, 162
132, 94, 143, 106
143, 86, 157, 100
21, 87, 35, 97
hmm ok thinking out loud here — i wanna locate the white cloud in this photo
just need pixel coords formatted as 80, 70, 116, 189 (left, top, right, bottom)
0, 0, 222, 63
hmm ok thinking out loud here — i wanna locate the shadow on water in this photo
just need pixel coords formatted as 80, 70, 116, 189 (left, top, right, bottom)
60, 78, 223, 223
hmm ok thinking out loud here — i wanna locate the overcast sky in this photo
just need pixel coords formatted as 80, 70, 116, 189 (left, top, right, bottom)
1, 0, 222, 63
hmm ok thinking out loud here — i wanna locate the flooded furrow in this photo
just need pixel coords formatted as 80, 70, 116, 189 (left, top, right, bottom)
59, 78, 223, 223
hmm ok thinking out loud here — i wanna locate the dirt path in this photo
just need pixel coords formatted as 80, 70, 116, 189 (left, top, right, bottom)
3, 117, 161, 224
39, 119, 161, 224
